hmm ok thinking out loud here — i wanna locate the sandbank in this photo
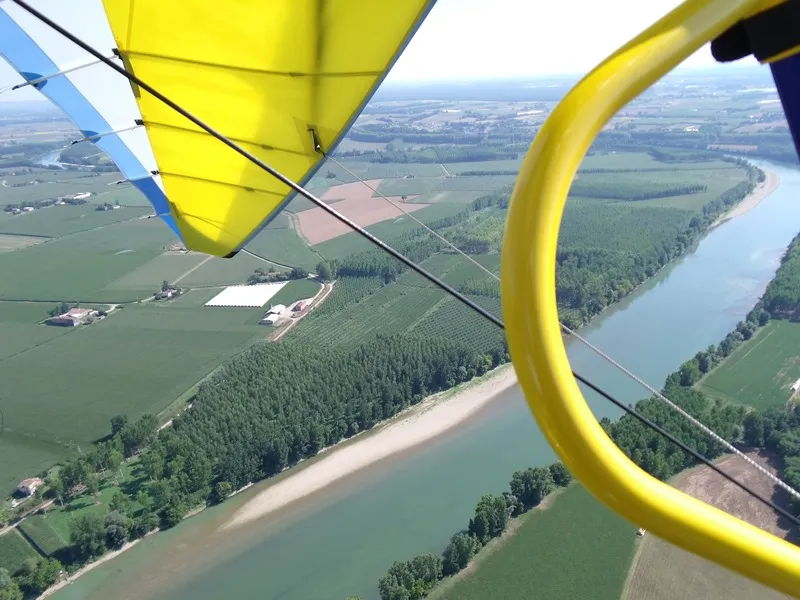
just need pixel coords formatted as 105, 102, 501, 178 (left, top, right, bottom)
225, 364, 519, 529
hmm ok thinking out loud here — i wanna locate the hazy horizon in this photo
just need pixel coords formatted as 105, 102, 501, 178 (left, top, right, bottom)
0, 0, 765, 103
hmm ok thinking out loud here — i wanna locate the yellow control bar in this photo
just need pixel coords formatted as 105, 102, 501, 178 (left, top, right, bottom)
500, 0, 800, 596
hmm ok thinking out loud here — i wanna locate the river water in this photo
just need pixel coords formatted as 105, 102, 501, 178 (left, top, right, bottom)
54, 160, 800, 600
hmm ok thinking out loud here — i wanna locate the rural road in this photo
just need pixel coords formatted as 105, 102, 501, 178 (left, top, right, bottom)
0, 499, 55, 537
271, 281, 335, 342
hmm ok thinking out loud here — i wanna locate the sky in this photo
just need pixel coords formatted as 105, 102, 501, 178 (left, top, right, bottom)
386, 0, 738, 81
0, 0, 756, 103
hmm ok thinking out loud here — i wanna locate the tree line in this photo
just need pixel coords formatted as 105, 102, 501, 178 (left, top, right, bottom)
247, 266, 309, 285
22, 335, 509, 573
569, 182, 707, 200
761, 232, 800, 320
376, 462, 573, 600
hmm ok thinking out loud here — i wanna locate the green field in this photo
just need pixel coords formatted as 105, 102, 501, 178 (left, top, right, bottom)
0, 529, 40, 574
0, 433, 72, 498
0, 303, 264, 490
0, 219, 175, 302
431, 485, 637, 600
0, 302, 72, 361
269, 279, 322, 307
0, 233, 46, 252
0, 172, 128, 206
697, 319, 800, 409
245, 227, 323, 271
0, 204, 150, 237
106, 252, 209, 292
19, 513, 71, 557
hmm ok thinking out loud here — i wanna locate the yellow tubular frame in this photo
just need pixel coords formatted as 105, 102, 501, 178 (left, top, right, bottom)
501, 0, 800, 596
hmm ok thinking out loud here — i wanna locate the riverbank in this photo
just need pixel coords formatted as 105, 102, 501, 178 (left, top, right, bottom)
714, 169, 780, 226
226, 364, 519, 529
38, 531, 158, 599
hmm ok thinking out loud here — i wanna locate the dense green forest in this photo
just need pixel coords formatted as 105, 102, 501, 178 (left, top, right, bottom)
761, 233, 800, 319
10, 336, 509, 582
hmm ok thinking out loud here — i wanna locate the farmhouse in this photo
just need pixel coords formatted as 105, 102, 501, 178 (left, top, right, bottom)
17, 477, 43, 496
46, 307, 95, 327
155, 287, 178, 300
293, 300, 307, 312
267, 304, 286, 315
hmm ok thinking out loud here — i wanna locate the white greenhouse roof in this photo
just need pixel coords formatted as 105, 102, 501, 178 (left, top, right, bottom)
205, 282, 287, 308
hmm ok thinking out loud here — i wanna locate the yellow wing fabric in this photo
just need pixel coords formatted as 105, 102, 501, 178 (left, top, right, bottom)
101, 1, 435, 257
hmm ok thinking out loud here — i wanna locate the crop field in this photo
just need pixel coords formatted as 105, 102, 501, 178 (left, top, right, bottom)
417, 190, 486, 204
439, 175, 518, 191
0, 314, 70, 361
313, 202, 468, 260
291, 282, 446, 348
0, 172, 125, 205
622, 453, 789, 600
264, 212, 291, 229
377, 177, 444, 196
0, 219, 174, 302
106, 252, 209, 291
19, 513, 71, 557
0, 233, 46, 252
311, 277, 386, 316
697, 319, 800, 410
106, 183, 156, 207
245, 227, 323, 272
572, 166, 748, 211
0, 431, 72, 498
323, 161, 446, 181
321, 180, 382, 202
445, 159, 523, 174
335, 138, 388, 152
167, 287, 226, 307
0, 303, 265, 490
291, 258, 502, 351
174, 254, 268, 288
410, 295, 503, 352
432, 485, 637, 600
268, 278, 322, 307
297, 197, 430, 244
580, 152, 668, 170
0, 530, 41, 574
0, 204, 150, 237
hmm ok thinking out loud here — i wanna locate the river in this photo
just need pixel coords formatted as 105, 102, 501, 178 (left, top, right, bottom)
53, 160, 800, 600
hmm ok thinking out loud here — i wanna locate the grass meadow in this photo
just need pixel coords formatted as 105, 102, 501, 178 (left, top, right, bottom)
697, 319, 800, 410
430, 485, 637, 600
0, 530, 40, 574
